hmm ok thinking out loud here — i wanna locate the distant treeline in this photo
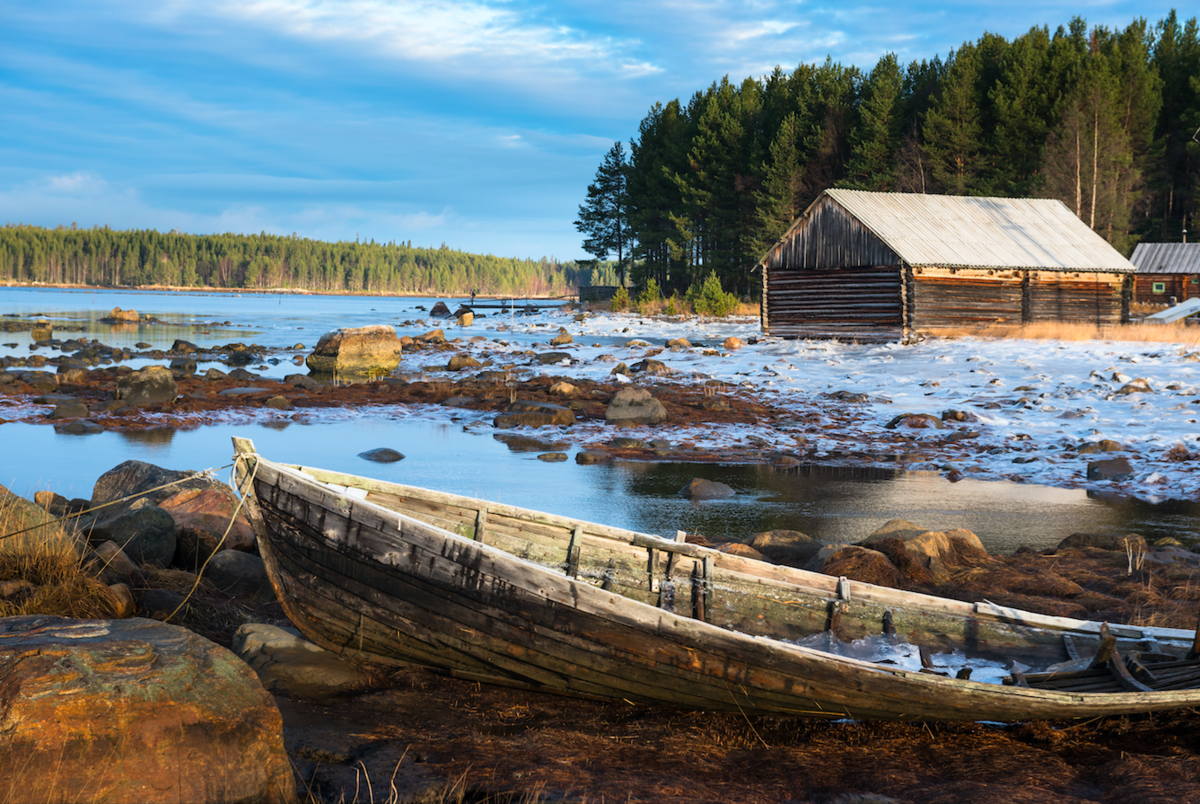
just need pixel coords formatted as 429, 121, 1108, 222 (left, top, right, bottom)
580, 11, 1199, 296
0, 225, 625, 295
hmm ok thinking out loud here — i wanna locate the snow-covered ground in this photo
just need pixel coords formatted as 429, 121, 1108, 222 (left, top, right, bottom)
406, 308, 1200, 503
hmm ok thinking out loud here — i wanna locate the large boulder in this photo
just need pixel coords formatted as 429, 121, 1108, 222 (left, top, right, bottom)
306, 325, 404, 376
101, 307, 140, 323
0, 615, 295, 804
206, 550, 271, 598
606, 386, 668, 425
115, 365, 178, 407
91, 460, 228, 507
493, 400, 576, 428
158, 487, 257, 569
86, 502, 178, 567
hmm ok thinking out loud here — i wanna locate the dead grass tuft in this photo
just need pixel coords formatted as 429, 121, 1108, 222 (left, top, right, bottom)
820, 546, 905, 589
923, 320, 1200, 346
0, 547, 122, 619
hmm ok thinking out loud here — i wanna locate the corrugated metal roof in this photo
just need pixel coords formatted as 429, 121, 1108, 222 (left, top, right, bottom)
812, 189, 1135, 273
1129, 242, 1200, 274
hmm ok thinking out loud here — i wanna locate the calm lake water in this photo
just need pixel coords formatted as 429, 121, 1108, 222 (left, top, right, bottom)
3, 286, 1198, 553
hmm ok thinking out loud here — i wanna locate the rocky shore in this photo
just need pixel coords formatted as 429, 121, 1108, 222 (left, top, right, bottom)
4, 310, 1200, 801
3, 449, 1200, 802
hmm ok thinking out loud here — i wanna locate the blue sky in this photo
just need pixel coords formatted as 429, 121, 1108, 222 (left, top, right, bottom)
0, 2, 1189, 261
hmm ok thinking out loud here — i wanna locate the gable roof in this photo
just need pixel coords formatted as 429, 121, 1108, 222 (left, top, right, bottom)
763, 189, 1135, 273
1130, 242, 1200, 274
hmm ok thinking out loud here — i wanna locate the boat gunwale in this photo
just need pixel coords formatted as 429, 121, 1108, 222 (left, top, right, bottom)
273, 458, 1196, 646
240, 449, 1200, 712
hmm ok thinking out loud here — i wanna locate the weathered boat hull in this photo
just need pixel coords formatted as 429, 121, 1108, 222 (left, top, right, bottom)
232, 439, 1200, 721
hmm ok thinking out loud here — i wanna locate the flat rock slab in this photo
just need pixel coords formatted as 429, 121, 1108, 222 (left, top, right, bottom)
233, 623, 387, 699
0, 615, 294, 804
218, 386, 271, 396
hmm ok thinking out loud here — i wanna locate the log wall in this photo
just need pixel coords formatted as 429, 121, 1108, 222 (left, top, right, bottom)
763, 266, 903, 342
909, 267, 1024, 329
1133, 274, 1200, 304
1026, 272, 1127, 326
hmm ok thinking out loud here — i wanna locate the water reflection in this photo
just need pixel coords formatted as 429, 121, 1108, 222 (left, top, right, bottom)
1, 415, 1197, 553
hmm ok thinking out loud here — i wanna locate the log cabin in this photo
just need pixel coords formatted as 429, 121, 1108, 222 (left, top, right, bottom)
1130, 242, 1200, 305
756, 190, 1134, 341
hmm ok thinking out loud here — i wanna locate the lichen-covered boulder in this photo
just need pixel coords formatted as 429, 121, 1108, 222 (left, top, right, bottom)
306, 325, 403, 376
0, 616, 295, 804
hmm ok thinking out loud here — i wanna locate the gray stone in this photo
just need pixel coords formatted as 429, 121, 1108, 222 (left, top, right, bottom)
54, 419, 104, 435
206, 550, 270, 597
632, 358, 671, 375
1087, 456, 1134, 481
493, 400, 576, 428
885, 413, 946, 430
536, 452, 568, 462
169, 357, 197, 376
575, 450, 611, 465
94, 505, 178, 567
115, 365, 178, 407
285, 373, 319, 389
605, 386, 668, 425
679, 478, 735, 499
138, 588, 186, 616
218, 386, 270, 396
446, 354, 482, 371
48, 399, 89, 419
232, 623, 385, 699
358, 447, 405, 463
534, 351, 572, 365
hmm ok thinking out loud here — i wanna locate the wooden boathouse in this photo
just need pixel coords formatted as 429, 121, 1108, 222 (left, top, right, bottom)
756, 190, 1135, 341
1129, 242, 1200, 304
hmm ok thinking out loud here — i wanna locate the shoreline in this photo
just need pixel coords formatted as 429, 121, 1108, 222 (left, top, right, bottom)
0, 280, 570, 301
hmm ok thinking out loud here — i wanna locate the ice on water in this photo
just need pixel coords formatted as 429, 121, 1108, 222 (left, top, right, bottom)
791, 632, 1014, 685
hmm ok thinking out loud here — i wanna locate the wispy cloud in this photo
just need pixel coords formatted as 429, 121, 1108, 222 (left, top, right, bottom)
202, 0, 651, 75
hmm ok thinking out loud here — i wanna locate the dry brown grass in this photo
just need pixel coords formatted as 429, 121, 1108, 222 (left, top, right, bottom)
923, 320, 1200, 346
0, 493, 121, 619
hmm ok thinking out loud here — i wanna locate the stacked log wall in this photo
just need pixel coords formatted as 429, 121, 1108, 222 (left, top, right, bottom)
909, 267, 1024, 329
1133, 274, 1200, 303
1026, 272, 1127, 326
763, 266, 903, 341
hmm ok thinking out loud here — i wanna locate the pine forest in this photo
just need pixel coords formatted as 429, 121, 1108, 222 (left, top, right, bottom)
575, 12, 1200, 298
0, 226, 620, 297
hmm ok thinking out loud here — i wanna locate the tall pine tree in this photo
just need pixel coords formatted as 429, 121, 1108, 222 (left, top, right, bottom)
575, 141, 634, 284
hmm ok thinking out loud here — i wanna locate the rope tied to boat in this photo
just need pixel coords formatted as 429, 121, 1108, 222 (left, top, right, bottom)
164, 452, 260, 623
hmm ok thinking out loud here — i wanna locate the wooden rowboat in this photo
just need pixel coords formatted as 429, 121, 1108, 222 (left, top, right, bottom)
231, 438, 1200, 721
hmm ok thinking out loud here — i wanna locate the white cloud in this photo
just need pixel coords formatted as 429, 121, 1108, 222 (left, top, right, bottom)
203, 0, 649, 75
